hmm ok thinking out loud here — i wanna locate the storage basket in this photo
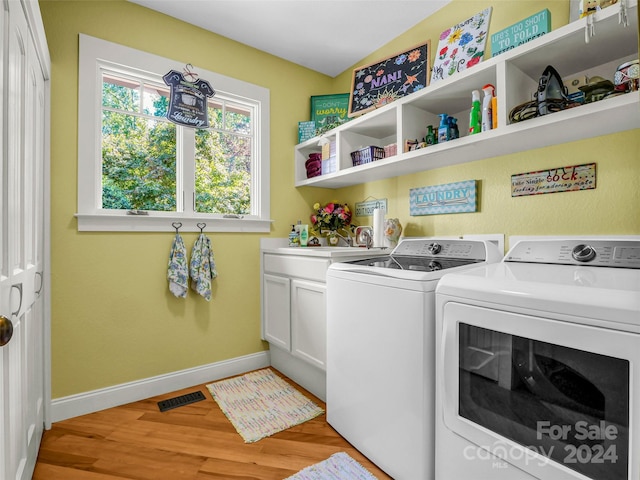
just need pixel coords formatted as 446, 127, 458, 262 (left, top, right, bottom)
350, 146, 385, 166
384, 143, 397, 158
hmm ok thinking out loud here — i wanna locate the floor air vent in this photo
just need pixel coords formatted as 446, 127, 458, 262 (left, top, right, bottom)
157, 390, 206, 412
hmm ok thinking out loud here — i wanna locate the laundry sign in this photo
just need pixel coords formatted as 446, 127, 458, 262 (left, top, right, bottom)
163, 65, 215, 128
410, 180, 477, 216
511, 163, 596, 197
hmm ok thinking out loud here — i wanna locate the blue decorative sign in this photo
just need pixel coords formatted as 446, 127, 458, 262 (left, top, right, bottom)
491, 9, 551, 57
410, 180, 477, 216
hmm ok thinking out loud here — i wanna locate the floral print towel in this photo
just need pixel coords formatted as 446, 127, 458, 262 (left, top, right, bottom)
190, 233, 217, 301
167, 233, 189, 298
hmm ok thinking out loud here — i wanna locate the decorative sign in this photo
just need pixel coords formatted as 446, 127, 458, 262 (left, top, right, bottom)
511, 163, 596, 197
410, 180, 477, 216
310, 94, 350, 134
349, 42, 430, 117
431, 8, 492, 84
491, 9, 551, 57
298, 121, 316, 143
355, 199, 388, 217
163, 65, 215, 128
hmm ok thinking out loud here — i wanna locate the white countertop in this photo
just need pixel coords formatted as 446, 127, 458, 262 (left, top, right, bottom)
260, 237, 389, 259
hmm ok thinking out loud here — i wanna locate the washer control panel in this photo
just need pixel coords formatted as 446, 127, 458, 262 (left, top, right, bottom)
392, 239, 488, 260
505, 240, 640, 268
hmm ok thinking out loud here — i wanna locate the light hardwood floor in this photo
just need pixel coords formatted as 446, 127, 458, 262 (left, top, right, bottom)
34, 368, 393, 479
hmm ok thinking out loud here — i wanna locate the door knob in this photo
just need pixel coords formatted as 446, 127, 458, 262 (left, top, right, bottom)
0, 315, 13, 347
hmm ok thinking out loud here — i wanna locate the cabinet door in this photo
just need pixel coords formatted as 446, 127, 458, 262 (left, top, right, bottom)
291, 279, 326, 370
262, 274, 291, 350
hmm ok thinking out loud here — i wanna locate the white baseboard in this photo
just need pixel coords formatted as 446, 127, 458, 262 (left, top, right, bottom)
50, 351, 270, 423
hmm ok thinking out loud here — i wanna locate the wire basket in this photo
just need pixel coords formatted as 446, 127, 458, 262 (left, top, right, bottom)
350, 146, 385, 166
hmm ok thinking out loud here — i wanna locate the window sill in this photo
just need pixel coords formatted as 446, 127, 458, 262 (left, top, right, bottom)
75, 213, 273, 233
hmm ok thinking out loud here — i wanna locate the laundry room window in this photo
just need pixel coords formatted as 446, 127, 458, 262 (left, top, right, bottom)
77, 34, 271, 232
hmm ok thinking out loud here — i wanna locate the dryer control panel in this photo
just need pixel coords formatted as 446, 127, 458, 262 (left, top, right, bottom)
505, 240, 640, 268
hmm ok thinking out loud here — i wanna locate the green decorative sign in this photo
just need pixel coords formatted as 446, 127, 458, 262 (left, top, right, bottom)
491, 9, 551, 57
310, 94, 350, 134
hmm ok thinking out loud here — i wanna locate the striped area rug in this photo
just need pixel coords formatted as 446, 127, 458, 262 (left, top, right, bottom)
206, 368, 324, 443
285, 452, 379, 480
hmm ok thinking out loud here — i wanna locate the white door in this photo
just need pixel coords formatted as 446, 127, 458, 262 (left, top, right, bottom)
0, 1, 48, 479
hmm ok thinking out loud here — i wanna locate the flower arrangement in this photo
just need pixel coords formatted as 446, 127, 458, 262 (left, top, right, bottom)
310, 202, 353, 234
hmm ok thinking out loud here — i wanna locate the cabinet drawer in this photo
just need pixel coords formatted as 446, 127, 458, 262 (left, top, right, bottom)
264, 254, 330, 282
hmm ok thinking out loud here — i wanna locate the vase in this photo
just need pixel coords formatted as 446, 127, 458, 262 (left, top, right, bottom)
326, 230, 340, 247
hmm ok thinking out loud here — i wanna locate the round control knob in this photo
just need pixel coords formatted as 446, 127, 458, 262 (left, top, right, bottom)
572, 244, 597, 262
427, 242, 442, 255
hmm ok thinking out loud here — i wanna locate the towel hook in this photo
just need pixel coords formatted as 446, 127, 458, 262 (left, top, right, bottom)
197, 222, 206, 233
172, 222, 182, 233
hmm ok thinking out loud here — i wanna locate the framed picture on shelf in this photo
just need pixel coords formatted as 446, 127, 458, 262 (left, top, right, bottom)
431, 7, 492, 83
310, 93, 350, 135
348, 42, 430, 117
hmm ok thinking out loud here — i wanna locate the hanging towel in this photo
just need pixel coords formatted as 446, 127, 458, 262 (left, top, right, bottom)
190, 233, 217, 301
167, 233, 189, 298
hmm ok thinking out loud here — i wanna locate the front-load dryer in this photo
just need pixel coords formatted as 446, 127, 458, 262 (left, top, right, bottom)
435, 236, 640, 480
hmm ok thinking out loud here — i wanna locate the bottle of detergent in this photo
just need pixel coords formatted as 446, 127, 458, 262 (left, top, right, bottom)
438, 114, 450, 143
468, 90, 481, 135
448, 116, 459, 139
481, 84, 495, 132
288, 224, 298, 246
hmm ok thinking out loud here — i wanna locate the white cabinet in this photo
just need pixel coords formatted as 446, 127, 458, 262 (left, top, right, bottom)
295, 2, 639, 188
262, 253, 331, 370
260, 240, 388, 399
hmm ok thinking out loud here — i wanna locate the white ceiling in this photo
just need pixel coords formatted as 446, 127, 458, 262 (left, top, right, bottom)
128, 0, 451, 77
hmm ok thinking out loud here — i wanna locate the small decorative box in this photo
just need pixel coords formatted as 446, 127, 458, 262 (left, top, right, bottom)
384, 143, 397, 158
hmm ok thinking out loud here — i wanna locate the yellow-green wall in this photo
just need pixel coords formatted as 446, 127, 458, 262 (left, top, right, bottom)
40, 0, 335, 398
41, 0, 639, 400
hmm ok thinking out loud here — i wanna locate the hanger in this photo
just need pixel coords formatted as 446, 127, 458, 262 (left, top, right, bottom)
197, 222, 206, 233
172, 222, 182, 233
183, 63, 199, 82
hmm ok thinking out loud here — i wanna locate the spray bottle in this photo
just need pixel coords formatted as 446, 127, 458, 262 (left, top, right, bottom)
481, 84, 495, 132
468, 90, 481, 135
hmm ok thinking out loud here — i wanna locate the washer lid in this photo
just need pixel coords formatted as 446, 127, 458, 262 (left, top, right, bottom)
436, 262, 640, 327
329, 238, 503, 281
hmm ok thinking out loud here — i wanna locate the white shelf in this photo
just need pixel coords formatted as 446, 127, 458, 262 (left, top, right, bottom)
295, 2, 639, 189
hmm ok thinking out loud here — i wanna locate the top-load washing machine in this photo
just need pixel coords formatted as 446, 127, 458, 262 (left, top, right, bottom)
326, 235, 503, 480
435, 236, 640, 480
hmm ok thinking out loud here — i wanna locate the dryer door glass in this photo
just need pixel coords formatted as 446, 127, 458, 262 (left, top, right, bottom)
459, 324, 629, 480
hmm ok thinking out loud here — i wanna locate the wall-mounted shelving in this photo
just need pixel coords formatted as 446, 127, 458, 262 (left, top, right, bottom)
295, 2, 639, 189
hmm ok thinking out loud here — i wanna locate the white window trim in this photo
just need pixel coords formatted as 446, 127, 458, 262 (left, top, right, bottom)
77, 34, 271, 232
